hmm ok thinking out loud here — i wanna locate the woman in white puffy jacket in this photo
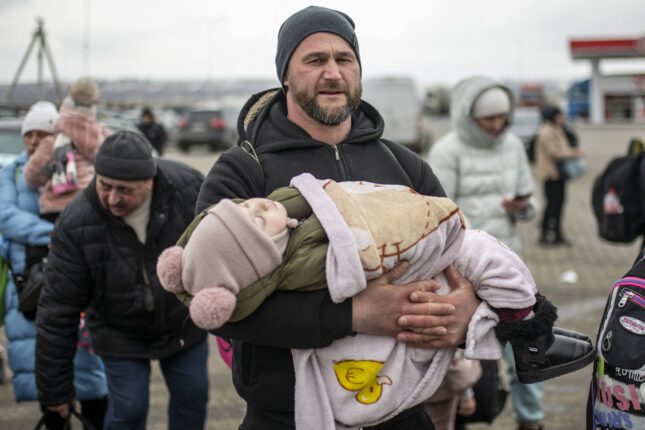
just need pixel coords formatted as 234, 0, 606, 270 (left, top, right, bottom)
427, 76, 544, 430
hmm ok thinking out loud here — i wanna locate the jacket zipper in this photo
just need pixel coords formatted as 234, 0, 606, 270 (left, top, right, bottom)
618, 289, 645, 308
141, 260, 155, 312
331, 144, 350, 181
179, 315, 190, 347
612, 278, 645, 309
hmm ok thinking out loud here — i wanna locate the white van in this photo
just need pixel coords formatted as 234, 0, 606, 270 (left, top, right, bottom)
361, 76, 431, 154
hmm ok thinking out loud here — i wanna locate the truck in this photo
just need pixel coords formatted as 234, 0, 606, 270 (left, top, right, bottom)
566, 79, 590, 120
361, 76, 432, 154
518, 83, 546, 108
423, 85, 450, 116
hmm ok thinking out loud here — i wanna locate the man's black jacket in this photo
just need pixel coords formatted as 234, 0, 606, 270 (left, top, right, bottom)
36, 158, 206, 406
196, 89, 445, 423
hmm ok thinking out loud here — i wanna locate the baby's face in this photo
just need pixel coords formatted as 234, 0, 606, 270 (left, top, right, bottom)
238, 198, 289, 237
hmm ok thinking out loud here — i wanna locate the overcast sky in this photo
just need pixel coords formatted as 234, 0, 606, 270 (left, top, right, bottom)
1, 0, 644, 89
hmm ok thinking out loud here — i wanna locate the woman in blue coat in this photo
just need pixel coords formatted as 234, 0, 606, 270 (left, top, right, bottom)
0, 102, 108, 429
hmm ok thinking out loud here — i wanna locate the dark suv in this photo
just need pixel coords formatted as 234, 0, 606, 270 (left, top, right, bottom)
176, 109, 237, 152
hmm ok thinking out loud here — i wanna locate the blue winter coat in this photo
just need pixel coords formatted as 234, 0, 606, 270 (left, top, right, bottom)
0, 151, 108, 402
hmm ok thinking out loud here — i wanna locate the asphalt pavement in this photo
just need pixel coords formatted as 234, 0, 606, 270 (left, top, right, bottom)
2, 120, 645, 429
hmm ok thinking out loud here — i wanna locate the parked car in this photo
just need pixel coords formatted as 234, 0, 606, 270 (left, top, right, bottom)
423, 85, 450, 116
517, 83, 546, 108
175, 102, 241, 152
0, 118, 24, 167
567, 79, 590, 120
0, 103, 18, 119
362, 76, 431, 154
511, 107, 541, 151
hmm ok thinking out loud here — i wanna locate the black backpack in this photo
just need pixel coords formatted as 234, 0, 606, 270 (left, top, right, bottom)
586, 258, 645, 429
591, 138, 645, 243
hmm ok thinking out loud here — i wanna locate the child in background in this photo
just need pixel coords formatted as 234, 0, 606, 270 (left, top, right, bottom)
23, 77, 112, 221
158, 172, 594, 430
424, 350, 481, 430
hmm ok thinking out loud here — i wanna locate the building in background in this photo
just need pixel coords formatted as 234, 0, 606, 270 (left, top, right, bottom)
569, 36, 645, 124
566, 75, 645, 122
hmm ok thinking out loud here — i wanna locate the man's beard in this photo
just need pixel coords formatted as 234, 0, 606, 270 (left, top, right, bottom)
293, 81, 362, 126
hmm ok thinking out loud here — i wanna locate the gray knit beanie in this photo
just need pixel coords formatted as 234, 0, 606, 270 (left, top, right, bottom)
275, 6, 361, 88
94, 130, 157, 180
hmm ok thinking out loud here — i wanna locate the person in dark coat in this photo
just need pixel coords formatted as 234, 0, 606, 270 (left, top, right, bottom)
35, 130, 208, 430
196, 6, 481, 429
137, 107, 167, 156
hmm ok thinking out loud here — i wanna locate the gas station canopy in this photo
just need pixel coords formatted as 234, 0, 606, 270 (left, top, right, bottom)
570, 37, 645, 59
569, 36, 645, 123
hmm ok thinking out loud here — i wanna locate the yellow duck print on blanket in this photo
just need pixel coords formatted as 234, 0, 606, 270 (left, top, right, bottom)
333, 360, 393, 404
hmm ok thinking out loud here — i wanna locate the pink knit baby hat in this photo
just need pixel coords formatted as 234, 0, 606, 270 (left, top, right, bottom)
157, 199, 284, 329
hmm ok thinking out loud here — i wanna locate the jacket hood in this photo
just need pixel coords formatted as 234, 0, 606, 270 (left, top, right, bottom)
235, 88, 385, 153
450, 76, 516, 149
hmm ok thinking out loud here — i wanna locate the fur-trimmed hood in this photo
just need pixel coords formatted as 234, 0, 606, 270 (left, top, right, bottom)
450, 76, 517, 149
235, 88, 386, 153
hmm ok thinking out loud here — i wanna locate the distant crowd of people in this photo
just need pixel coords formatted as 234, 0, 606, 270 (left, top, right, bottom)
0, 5, 639, 430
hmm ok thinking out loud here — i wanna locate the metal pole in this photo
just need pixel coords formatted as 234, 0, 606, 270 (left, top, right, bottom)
84, 0, 90, 75
4, 32, 38, 102
590, 59, 604, 125
37, 35, 44, 100
41, 30, 64, 102
6, 18, 64, 105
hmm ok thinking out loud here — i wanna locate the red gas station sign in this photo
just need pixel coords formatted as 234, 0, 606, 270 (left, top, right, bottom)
570, 37, 645, 59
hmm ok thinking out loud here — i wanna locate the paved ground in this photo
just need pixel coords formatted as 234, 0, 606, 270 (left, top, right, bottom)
2, 121, 645, 429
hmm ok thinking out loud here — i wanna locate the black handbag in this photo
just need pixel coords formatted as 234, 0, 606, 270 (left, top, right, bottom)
17, 258, 47, 321
16, 245, 49, 320
455, 359, 509, 425
33, 407, 96, 430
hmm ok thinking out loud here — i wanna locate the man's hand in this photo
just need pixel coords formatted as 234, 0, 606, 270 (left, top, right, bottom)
47, 400, 76, 419
352, 262, 463, 338
352, 261, 452, 337
397, 264, 480, 349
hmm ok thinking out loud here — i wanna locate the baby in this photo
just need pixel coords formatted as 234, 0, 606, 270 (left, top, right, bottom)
157, 173, 594, 429
158, 195, 299, 329
159, 174, 537, 328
